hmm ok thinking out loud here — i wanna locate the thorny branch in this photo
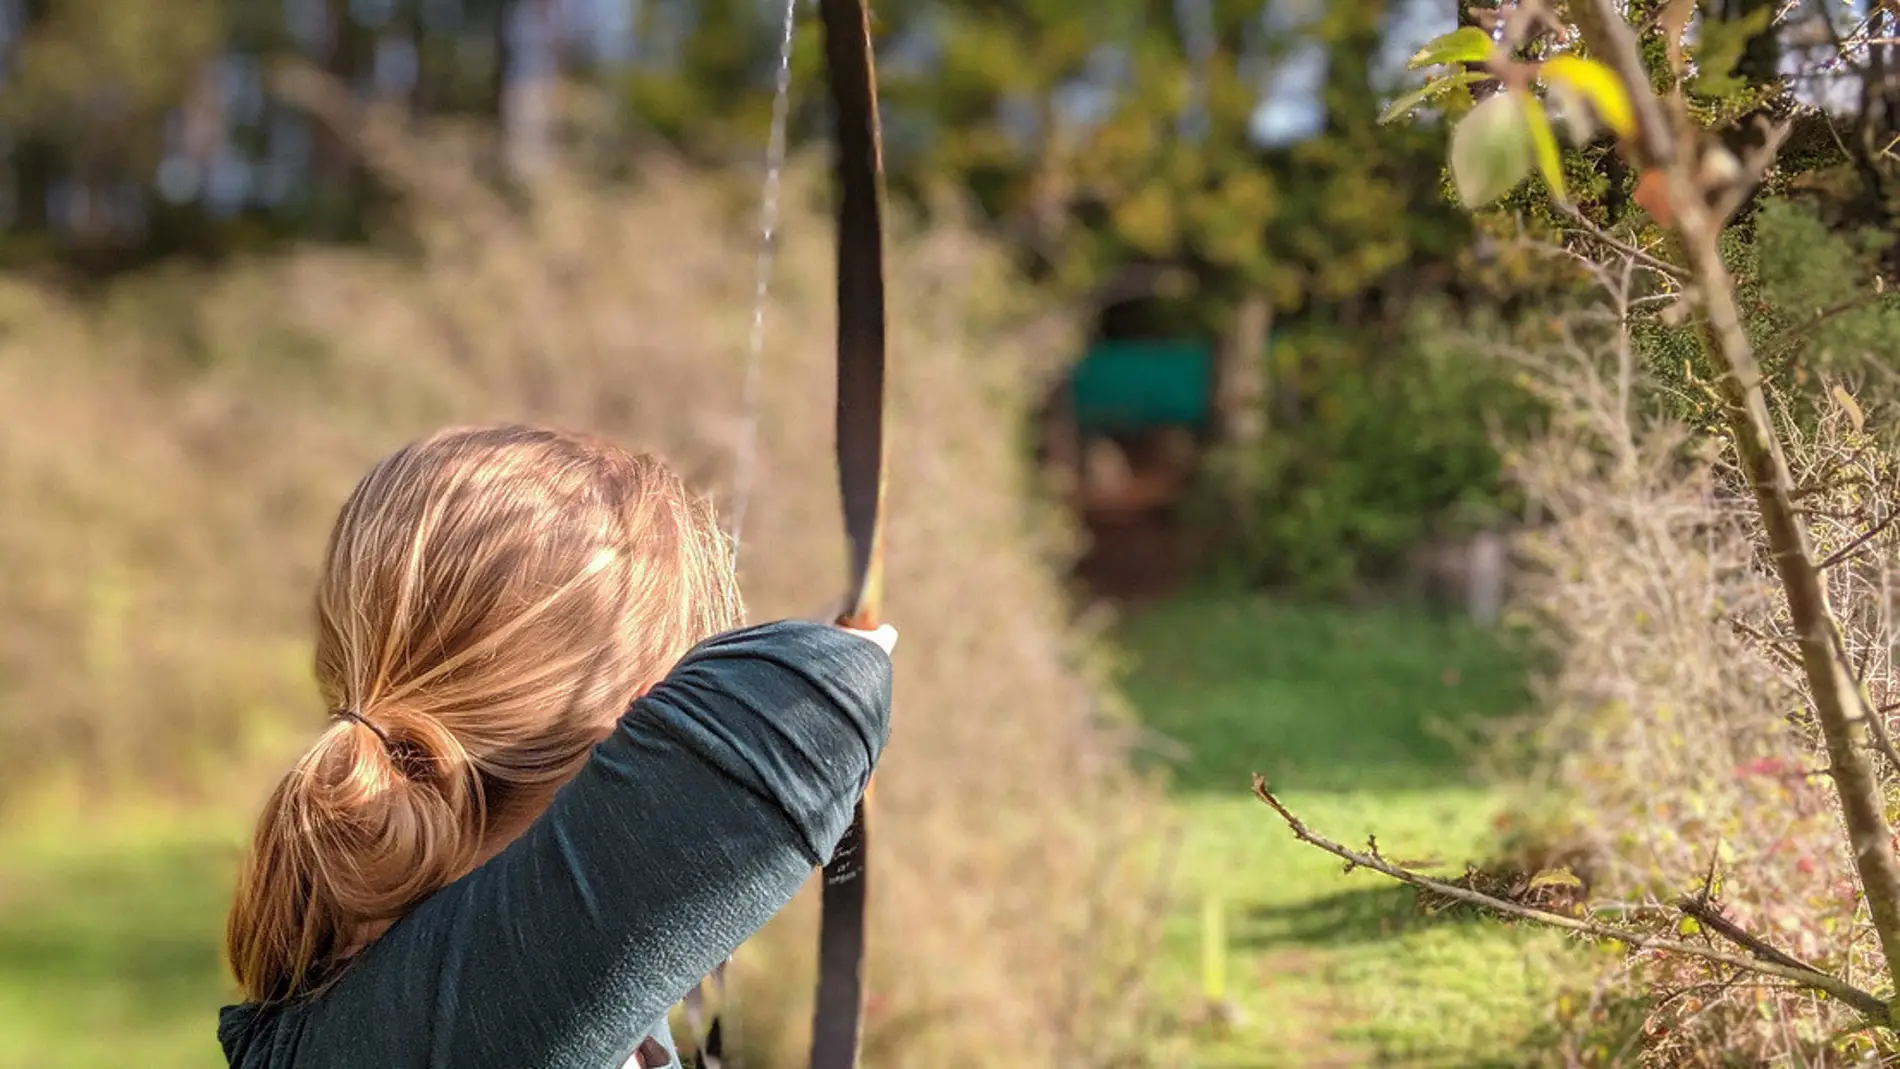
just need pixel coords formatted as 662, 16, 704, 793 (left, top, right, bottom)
1675, 896, 1824, 978
1577, 0, 1900, 1003
1819, 511, 1900, 573
1252, 776, 1892, 1021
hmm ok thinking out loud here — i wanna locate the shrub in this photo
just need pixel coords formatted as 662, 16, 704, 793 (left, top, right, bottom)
1200, 301, 1538, 595
1484, 204, 1900, 1065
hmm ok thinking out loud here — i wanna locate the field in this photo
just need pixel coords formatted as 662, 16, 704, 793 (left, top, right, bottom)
0, 804, 236, 1069
0, 595, 1589, 1069
1122, 593, 1591, 1068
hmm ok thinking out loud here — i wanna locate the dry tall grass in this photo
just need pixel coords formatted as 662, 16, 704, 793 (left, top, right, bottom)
1487, 250, 1896, 1065
0, 118, 1165, 1067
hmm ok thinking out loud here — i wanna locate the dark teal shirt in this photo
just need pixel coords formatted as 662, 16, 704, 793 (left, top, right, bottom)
218, 621, 892, 1069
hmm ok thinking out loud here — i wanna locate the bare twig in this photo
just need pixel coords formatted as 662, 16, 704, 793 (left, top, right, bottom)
1728, 617, 1806, 672
1863, 702, 1900, 780
1819, 511, 1900, 572
1553, 201, 1689, 282
1712, 117, 1794, 226
1759, 294, 1889, 359
1252, 776, 1891, 1021
1676, 895, 1824, 976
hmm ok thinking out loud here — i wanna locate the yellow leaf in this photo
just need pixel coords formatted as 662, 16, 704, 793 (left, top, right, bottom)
1832, 384, 1867, 434
1517, 90, 1566, 201
1540, 55, 1637, 142
1529, 867, 1584, 890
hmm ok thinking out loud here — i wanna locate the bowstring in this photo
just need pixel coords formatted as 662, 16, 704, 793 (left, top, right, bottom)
726, 0, 803, 557
692, 3, 802, 1067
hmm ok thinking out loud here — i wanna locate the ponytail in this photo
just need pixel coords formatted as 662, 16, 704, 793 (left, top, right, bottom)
225, 425, 744, 1003
226, 705, 482, 1002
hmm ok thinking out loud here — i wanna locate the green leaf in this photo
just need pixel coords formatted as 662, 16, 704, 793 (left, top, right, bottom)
1449, 90, 1534, 208
1518, 90, 1566, 201
1539, 56, 1636, 141
1407, 26, 1494, 71
1379, 70, 1488, 125
1691, 6, 1774, 98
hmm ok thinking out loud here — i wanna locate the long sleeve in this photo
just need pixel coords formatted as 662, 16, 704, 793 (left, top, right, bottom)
219, 620, 892, 1069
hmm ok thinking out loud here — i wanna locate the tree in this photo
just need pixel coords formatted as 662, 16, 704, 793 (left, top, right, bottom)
0, 0, 224, 261
1260, 1, 1900, 1059
868, 0, 1495, 575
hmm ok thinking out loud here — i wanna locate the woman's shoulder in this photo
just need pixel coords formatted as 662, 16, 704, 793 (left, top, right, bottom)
217, 1001, 272, 1066
663, 620, 892, 724
682, 619, 889, 670
689, 618, 842, 652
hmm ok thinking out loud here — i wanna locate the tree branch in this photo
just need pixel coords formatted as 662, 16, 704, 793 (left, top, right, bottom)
1582, 0, 1900, 1003
1252, 776, 1891, 1021
1711, 116, 1793, 226
1675, 896, 1823, 977
1570, 2, 1677, 170
1759, 294, 1887, 360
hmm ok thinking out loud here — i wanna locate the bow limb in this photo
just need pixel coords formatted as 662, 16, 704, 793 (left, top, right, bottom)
823, 0, 888, 634
811, 0, 887, 1067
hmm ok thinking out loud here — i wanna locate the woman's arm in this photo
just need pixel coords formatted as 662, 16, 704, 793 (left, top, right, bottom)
290, 620, 892, 1069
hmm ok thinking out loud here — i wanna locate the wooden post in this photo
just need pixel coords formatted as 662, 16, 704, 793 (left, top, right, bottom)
1213, 290, 1272, 539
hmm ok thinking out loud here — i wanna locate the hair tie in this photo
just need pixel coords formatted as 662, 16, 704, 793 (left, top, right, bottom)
332, 708, 392, 746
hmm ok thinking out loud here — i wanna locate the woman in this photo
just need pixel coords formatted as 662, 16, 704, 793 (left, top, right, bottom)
219, 425, 896, 1069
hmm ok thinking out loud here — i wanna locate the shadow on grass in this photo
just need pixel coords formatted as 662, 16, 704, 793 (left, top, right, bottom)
1114, 593, 1535, 795
1233, 883, 1509, 952
1236, 882, 1420, 950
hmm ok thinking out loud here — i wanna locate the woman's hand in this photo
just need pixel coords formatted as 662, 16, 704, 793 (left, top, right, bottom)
839, 623, 898, 655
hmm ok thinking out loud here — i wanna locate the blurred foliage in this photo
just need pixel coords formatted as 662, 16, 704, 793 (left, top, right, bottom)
1630, 197, 1900, 441
0, 120, 1166, 1066
623, 0, 808, 161
1271, 0, 1900, 601
0, 0, 1500, 593
2, 0, 1893, 598
1384, 1, 1900, 1063
1197, 301, 1540, 595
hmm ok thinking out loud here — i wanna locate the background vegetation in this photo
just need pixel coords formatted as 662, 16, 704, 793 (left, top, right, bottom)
4, 0, 1900, 1066
1, 139, 1166, 1066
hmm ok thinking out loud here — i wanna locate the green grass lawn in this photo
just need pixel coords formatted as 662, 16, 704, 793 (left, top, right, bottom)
0, 808, 242, 1069
1116, 592, 1595, 1068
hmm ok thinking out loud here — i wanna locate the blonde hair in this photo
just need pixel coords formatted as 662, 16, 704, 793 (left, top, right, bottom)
226, 425, 742, 1002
